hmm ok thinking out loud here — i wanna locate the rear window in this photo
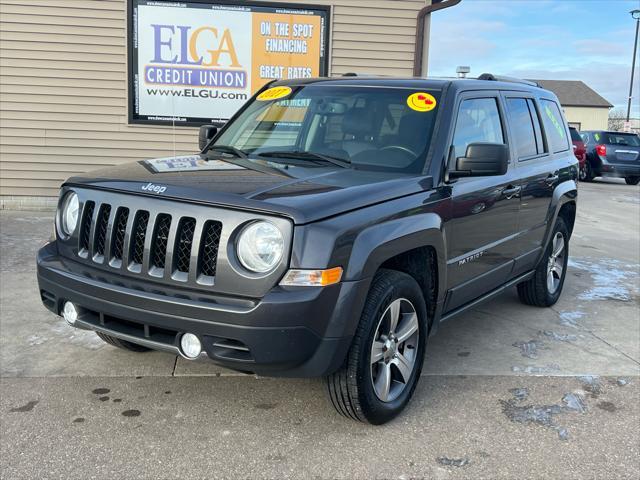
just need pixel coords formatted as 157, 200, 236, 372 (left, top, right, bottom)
540, 99, 570, 153
569, 128, 582, 142
605, 133, 640, 147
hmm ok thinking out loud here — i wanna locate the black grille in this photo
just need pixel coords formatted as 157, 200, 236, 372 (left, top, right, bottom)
175, 217, 196, 273
79, 201, 95, 252
111, 208, 129, 261
151, 214, 171, 269
199, 221, 222, 277
94, 204, 111, 256
75, 199, 224, 284
130, 210, 149, 265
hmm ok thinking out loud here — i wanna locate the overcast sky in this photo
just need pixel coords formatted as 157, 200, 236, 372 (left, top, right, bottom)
429, 0, 640, 117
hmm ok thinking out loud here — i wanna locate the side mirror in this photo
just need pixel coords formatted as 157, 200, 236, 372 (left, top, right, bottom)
199, 125, 218, 152
450, 143, 508, 178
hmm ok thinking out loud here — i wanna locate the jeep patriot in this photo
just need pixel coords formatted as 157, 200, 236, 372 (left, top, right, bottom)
37, 75, 578, 424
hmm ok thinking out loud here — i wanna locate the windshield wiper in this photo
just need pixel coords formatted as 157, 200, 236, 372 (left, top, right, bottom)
257, 150, 350, 168
202, 143, 248, 160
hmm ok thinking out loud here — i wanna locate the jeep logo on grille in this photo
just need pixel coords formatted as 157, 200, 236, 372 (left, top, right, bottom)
141, 182, 167, 194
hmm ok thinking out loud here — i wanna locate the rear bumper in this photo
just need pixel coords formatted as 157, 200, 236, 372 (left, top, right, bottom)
37, 242, 369, 377
599, 163, 640, 177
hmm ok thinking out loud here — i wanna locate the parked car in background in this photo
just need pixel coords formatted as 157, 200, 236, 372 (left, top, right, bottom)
569, 127, 587, 180
580, 131, 640, 185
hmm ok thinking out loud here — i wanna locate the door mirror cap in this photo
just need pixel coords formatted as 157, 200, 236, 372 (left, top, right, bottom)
450, 143, 509, 178
198, 125, 219, 151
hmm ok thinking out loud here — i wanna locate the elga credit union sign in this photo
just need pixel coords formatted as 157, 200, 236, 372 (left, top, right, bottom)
128, 0, 330, 126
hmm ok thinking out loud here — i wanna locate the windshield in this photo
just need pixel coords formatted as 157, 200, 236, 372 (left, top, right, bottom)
605, 133, 640, 147
213, 85, 441, 173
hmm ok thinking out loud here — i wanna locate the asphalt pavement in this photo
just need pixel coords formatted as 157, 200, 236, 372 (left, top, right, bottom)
1, 177, 639, 479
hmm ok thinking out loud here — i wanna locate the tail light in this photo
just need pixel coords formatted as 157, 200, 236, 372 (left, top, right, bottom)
596, 144, 607, 157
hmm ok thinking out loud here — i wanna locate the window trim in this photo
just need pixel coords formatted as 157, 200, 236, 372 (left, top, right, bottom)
501, 92, 549, 163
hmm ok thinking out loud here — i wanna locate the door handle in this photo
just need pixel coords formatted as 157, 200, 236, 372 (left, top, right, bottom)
502, 185, 521, 199
545, 174, 559, 185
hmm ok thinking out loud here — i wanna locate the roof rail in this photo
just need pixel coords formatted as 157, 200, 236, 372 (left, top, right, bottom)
340, 72, 386, 77
477, 73, 540, 87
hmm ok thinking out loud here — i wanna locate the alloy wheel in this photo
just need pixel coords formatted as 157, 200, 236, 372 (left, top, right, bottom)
370, 298, 420, 402
547, 232, 565, 293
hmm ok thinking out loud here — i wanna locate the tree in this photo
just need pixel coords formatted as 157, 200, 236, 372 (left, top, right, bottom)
608, 109, 626, 132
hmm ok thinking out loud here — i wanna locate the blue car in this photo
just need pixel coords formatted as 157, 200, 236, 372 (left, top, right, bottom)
580, 130, 640, 185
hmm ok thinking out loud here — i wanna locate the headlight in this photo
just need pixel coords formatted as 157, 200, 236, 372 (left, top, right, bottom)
59, 191, 79, 236
236, 221, 284, 273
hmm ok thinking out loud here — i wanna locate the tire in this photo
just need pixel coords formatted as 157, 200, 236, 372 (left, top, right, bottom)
517, 217, 569, 307
96, 332, 151, 352
580, 162, 594, 182
325, 269, 427, 424
625, 176, 640, 186
578, 162, 591, 182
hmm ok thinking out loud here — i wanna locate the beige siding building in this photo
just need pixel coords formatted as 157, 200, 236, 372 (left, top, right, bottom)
0, 0, 451, 205
561, 106, 610, 132
531, 79, 613, 132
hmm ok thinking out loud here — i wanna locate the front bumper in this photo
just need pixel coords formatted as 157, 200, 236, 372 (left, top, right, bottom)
37, 242, 369, 377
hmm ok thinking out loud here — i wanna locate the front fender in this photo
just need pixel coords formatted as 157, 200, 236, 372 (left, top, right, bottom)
346, 213, 446, 301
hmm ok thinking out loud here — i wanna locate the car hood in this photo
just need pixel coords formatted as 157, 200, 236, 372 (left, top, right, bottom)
65, 155, 432, 224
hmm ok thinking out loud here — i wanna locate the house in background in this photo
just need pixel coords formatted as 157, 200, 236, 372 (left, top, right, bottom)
530, 79, 613, 131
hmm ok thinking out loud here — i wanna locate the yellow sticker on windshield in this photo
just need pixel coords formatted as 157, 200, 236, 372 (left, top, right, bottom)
257, 86, 292, 101
407, 92, 437, 112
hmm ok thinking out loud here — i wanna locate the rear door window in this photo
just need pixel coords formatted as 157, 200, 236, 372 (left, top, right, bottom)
540, 99, 570, 153
528, 99, 546, 155
452, 98, 504, 158
506, 97, 546, 160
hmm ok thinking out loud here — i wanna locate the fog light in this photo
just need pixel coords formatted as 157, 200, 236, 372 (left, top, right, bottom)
62, 301, 78, 325
180, 333, 202, 359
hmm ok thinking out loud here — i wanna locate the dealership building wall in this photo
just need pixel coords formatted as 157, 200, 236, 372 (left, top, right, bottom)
0, 0, 434, 205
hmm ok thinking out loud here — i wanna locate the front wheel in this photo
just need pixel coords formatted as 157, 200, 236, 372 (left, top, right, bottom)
625, 176, 640, 186
325, 269, 427, 424
517, 217, 569, 307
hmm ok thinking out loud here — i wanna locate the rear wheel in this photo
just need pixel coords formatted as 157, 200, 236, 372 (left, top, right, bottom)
578, 161, 593, 182
517, 217, 569, 307
96, 332, 151, 352
580, 161, 594, 182
325, 269, 427, 424
625, 176, 639, 186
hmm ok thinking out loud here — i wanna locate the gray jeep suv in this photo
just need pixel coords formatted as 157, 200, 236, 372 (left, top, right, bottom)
37, 75, 578, 424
